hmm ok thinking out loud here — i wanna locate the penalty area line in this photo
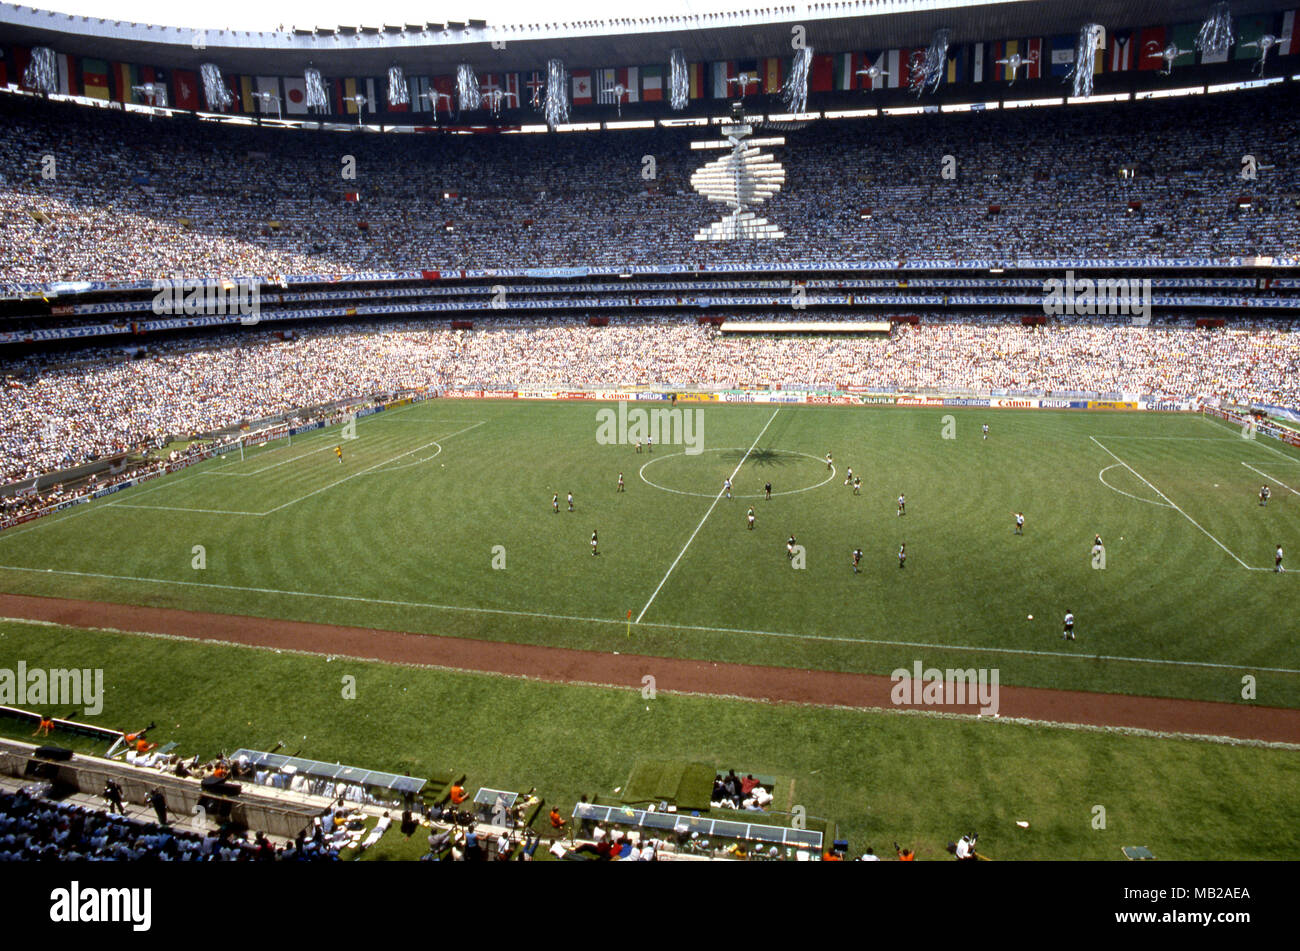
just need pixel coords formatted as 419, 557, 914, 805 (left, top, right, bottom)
1090, 436, 1251, 569
257, 420, 486, 515
1242, 462, 1300, 497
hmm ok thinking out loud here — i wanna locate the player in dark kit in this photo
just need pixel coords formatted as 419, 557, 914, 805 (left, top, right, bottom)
1260, 485, 1271, 506
765, 481, 772, 500
787, 535, 797, 559
591, 530, 598, 556
852, 548, 863, 573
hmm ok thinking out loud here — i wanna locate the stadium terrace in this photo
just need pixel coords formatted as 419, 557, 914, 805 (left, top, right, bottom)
0, 0, 1298, 891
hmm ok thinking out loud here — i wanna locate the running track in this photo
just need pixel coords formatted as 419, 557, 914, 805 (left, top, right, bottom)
1, 593, 1297, 744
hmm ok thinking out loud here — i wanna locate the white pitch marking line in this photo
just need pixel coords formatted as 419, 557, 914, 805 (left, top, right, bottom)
3, 614, 1296, 748
202, 437, 337, 476
1090, 436, 1251, 569
0, 490, 123, 543
258, 420, 486, 515
0, 402, 450, 536
1097, 464, 1172, 508
639, 447, 835, 498
1242, 462, 1300, 497
1199, 412, 1300, 462
1, 563, 1298, 673
635, 408, 780, 624
110, 503, 265, 516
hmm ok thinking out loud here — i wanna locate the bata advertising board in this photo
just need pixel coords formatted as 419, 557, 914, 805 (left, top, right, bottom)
896, 395, 945, 406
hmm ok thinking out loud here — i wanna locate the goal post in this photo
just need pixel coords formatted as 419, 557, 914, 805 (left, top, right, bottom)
237, 423, 294, 461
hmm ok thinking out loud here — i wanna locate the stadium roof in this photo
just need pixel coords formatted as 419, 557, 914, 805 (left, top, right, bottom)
3, 1, 1295, 76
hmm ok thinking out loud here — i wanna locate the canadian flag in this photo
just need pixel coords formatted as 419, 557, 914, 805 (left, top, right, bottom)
572, 69, 592, 105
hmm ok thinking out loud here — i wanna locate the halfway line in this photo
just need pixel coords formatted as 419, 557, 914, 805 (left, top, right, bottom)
636, 408, 780, 623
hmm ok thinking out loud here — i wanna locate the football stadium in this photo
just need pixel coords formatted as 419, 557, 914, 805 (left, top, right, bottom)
0, 0, 1298, 888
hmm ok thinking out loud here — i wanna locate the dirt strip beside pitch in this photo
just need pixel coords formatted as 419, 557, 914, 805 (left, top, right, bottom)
1, 592, 1297, 743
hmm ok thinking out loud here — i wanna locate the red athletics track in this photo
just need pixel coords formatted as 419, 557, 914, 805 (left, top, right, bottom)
1, 592, 1297, 744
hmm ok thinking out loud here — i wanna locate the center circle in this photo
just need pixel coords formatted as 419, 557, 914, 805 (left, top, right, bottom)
639, 447, 837, 498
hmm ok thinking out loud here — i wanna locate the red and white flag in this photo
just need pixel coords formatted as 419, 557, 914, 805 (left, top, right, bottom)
1109, 32, 1133, 71
1024, 38, 1043, 79
572, 69, 593, 105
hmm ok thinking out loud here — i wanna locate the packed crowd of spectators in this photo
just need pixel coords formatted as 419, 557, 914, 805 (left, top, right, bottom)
2, 315, 1296, 483
1, 85, 1297, 284
0, 786, 338, 861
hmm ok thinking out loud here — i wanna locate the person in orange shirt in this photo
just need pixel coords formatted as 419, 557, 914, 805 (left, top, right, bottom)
449, 783, 468, 805
32, 715, 54, 738
895, 842, 915, 861
549, 807, 567, 831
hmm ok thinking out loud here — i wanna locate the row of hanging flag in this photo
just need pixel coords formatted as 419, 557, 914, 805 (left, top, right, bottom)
2, 11, 1297, 113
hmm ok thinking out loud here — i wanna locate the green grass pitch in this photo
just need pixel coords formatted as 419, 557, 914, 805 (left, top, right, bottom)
0, 399, 1297, 707
2, 620, 1298, 860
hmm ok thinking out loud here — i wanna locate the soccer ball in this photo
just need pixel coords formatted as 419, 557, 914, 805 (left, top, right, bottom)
1027, 614, 1033, 620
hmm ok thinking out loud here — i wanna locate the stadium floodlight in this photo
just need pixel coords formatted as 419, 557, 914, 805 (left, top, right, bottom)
725, 72, 760, 99
131, 82, 167, 107
419, 90, 453, 119
481, 85, 519, 117
601, 83, 629, 117
251, 90, 282, 120
1239, 34, 1281, 73
855, 64, 888, 86
345, 93, 369, 128
994, 50, 1038, 84
1158, 44, 1194, 76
